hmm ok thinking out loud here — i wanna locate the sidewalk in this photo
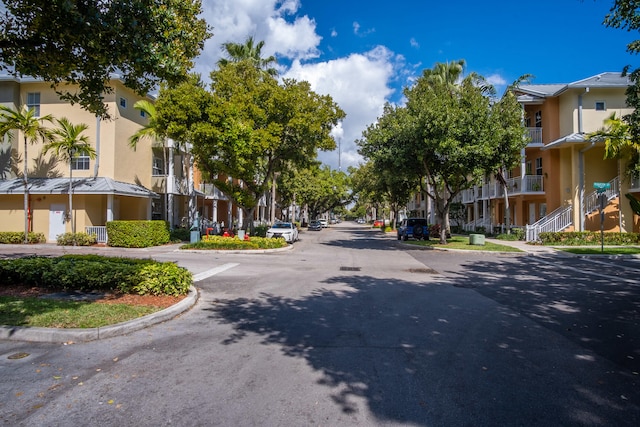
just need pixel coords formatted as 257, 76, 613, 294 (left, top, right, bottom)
483, 238, 558, 255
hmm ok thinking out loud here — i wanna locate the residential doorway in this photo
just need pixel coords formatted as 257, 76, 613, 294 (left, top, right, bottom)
49, 204, 66, 242
528, 202, 536, 225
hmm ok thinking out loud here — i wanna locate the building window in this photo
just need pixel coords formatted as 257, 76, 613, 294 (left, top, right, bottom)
526, 161, 532, 175
152, 157, 164, 175
140, 109, 146, 118
535, 157, 543, 176
595, 101, 606, 111
535, 110, 542, 128
27, 92, 40, 116
119, 97, 127, 108
71, 150, 90, 170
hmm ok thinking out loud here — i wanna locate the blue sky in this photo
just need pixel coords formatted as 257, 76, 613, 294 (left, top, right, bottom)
197, 0, 637, 170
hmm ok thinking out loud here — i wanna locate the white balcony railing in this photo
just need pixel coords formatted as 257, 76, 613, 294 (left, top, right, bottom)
527, 127, 543, 145
199, 183, 228, 200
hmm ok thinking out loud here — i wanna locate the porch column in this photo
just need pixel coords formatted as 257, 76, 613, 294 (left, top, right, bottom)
107, 194, 114, 222
212, 199, 218, 223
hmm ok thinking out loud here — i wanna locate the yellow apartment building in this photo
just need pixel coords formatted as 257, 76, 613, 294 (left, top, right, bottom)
0, 75, 205, 242
462, 72, 640, 240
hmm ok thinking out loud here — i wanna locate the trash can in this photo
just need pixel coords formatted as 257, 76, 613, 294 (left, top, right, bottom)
190, 230, 201, 244
469, 234, 485, 246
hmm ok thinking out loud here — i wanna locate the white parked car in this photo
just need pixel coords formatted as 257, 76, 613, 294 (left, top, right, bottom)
318, 219, 329, 228
266, 222, 299, 243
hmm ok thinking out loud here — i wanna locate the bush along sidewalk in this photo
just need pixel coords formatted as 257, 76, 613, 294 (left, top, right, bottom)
0, 255, 192, 296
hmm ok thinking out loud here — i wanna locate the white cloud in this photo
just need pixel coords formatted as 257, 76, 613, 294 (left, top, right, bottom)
410, 38, 419, 48
193, 1, 400, 170
195, 0, 319, 79
284, 46, 400, 170
352, 21, 375, 37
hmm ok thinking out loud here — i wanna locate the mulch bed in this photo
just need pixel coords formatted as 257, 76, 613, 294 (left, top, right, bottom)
0, 285, 186, 308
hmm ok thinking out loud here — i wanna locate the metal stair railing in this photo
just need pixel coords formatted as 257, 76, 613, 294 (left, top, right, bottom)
525, 205, 573, 242
584, 177, 619, 215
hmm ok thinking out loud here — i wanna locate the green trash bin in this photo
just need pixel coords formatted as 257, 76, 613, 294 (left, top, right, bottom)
469, 234, 485, 246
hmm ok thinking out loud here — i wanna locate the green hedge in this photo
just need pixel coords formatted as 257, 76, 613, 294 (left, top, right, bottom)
56, 232, 97, 246
539, 231, 640, 245
181, 235, 288, 250
0, 232, 46, 244
106, 220, 170, 248
0, 255, 192, 296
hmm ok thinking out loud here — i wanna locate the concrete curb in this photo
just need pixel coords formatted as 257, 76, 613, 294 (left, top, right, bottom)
0, 286, 199, 343
177, 243, 294, 254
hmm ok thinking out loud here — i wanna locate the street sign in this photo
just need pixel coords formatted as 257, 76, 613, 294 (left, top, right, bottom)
593, 182, 610, 193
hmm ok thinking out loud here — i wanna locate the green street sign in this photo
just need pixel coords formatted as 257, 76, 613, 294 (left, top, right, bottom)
593, 182, 610, 193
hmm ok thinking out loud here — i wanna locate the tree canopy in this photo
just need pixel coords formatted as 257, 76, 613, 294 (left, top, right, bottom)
0, 0, 211, 118
357, 61, 527, 243
154, 61, 345, 229
604, 0, 640, 160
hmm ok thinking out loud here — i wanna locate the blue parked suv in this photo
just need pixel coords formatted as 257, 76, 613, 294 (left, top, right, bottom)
397, 218, 429, 241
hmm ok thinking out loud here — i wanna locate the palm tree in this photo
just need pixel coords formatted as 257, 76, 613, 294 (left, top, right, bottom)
129, 99, 175, 228
0, 105, 53, 243
218, 36, 278, 76
43, 118, 96, 241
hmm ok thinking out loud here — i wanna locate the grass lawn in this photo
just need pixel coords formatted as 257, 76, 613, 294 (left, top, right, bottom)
0, 297, 161, 328
403, 236, 523, 253
558, 246, 640, 255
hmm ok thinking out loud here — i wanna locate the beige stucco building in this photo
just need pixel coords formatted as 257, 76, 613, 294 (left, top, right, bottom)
0, 75, 201, 242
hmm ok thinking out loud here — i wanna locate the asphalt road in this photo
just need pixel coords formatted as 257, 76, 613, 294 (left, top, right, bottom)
1, 224, 639, 426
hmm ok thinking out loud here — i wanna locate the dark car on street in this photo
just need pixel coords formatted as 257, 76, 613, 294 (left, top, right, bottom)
308, 220, 322, 231
397, 218, 429, 241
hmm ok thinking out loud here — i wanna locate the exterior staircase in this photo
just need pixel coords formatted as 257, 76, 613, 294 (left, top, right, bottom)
525, 177, 620, 242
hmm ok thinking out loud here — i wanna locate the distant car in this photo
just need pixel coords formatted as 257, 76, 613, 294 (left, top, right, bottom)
266, 222, 299, 243
318, 219, 329, 228
356, 218, 366, 224
397, 218, 429, 241
308, 220, 322, 231
373, 219, 384, 227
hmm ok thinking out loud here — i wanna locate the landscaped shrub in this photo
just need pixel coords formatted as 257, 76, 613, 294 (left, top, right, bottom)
0, 231, 46, 244
0, 255, 192, 295
253, 224, 269, 237
539, 231, 640, 245
106, 220, 170, 248
170, 227, 191, 242
130, 263, 192, 296
496, 228, 525, 241
181, 235, 288, 250
56, 232, 97, 246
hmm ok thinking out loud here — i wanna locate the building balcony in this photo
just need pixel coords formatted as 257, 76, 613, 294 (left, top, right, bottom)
199, 183, 228, 200
151, 175, 189, 195
462, 175, 544, 203
527, 127, 543, 146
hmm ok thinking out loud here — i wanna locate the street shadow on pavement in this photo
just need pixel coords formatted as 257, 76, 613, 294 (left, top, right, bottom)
204, 260, 640, 426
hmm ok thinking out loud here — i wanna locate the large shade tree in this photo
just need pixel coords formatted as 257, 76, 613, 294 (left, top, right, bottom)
357, 62, 527, 243
43, 118, 96, 239
405, 71, 527, 242
0, 0, 210, 118
0, 105, 53, 242
192, 61, 344, 230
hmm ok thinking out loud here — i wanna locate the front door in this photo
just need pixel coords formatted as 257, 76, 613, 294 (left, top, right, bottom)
528, 202, 536, 225
49, 204, 66, 242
